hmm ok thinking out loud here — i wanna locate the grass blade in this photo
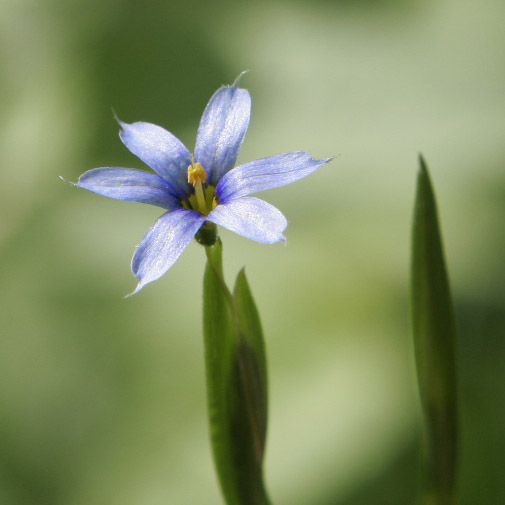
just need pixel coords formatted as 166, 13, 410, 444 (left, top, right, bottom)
410, 155, 458, 505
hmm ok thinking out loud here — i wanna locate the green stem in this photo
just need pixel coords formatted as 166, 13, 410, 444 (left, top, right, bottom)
205, 241, 234, 308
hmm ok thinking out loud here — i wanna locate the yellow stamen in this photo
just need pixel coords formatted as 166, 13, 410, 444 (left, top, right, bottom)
187, 162, 207, 186
187, 162, 208, 213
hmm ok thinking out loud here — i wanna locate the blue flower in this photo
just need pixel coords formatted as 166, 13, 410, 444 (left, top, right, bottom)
76, 74, 332, 293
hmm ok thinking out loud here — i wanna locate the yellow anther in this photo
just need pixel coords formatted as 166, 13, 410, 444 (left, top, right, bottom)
187, 162, 208, 213
187, 162, 208, 186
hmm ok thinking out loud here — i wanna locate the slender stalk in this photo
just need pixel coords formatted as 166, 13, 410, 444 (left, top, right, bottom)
205, 242, 234, 308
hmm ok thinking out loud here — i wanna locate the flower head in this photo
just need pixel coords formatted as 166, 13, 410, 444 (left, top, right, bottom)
75, 74, 332, 293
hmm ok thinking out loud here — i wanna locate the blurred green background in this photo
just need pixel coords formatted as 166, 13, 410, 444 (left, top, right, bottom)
1, 0, 504, 503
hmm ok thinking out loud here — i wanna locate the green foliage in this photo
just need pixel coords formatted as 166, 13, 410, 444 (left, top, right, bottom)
410, 156, 458, 505
203, 240, 271, 505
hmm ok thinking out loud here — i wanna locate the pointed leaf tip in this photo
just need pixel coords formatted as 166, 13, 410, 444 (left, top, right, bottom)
410, 155, 458, 505
418, 152, 427, 168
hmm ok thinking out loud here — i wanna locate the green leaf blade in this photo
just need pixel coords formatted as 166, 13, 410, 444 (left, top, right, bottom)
410, 156, 458, 505
233, 268, 268, 458
203, 242, 271, 505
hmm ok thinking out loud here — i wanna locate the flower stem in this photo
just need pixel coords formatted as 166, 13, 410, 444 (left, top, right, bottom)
204, 241, 234, 308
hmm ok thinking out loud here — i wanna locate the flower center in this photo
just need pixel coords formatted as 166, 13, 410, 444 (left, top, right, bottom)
184, 162, 218, 216
187, 162, 207, 186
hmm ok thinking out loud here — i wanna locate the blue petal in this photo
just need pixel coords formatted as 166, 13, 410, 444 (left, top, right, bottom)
194, 75, 251, 186
118, 120, 192, 197
77, 167, 178, 209
216, 152, 333, 202
130, 209, 206, 294
207, 197, 287, 244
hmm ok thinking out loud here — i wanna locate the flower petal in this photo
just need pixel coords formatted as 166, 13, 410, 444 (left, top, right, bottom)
194, 75, 251, 186
130, 209, 206, 294
207, 197, 287, 244
118, 120, 192, 197
216, 152, 333, 202
77, 167, 178, 209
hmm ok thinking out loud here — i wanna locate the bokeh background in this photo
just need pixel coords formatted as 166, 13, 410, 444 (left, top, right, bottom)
1, 0, 504, 503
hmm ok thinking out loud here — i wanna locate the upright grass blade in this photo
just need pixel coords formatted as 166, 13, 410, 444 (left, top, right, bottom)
410, 156, 458, 505
203, 240, 271, 505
